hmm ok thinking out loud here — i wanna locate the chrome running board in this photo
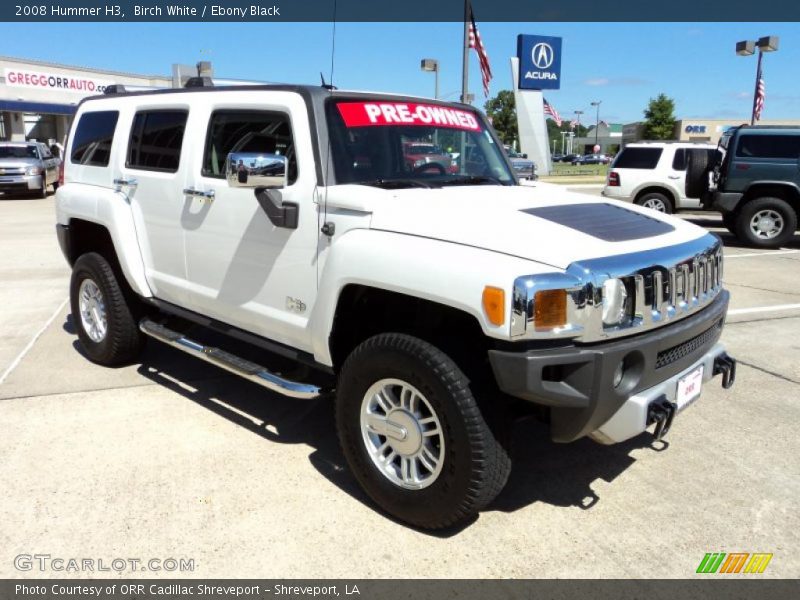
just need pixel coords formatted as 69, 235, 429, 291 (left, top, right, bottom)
139, 318, 321, 399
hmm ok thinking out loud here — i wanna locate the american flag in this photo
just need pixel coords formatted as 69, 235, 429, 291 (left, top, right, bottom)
543, 98, 562, 127
468, 7, 492, 97
754, 61, 766, 121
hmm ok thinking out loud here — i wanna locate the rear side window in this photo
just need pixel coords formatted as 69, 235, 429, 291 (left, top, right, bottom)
127, 110, 188, 172
202, 110, 297, 184
70, 111, 119, 167
613, 147, 662, 169
735, 134, 800, 159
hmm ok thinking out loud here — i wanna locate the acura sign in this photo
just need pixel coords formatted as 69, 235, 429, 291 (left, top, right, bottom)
517, 34, 562, 90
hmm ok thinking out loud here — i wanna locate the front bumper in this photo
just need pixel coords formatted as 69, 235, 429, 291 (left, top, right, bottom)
0, 174, 44, 193
489, 290, 734, 443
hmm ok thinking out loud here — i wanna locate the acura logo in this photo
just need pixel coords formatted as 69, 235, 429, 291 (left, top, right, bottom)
531, 43, 554, 69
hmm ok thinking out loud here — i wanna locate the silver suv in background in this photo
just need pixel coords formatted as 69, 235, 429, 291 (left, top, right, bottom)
603, 142, 716, 214
0, 142, 61, 198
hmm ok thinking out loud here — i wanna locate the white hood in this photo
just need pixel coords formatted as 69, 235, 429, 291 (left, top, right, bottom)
327, 182, 709, 270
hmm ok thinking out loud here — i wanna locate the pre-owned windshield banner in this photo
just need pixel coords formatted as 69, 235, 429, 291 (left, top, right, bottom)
337, 102, 481, 131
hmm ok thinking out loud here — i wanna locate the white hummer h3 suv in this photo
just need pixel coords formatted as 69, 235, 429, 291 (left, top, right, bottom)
55, 83, 737, 529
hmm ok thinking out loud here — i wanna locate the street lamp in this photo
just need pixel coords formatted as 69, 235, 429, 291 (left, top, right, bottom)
574, 110, 584, 154
591, 101, 602, 150
736, 36, 779, 125
420, 58, 440, 99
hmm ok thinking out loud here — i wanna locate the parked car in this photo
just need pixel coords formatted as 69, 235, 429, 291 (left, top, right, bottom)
685, 125, 800, 247
572, 153, 609, 165
506, 150, 536, 180
55, 83, 736, 529
560, 153, 579, 163
0, 141, 60, 198
551, 153, 564, 162
603, 141, 717, 214
403, 142, 457, 174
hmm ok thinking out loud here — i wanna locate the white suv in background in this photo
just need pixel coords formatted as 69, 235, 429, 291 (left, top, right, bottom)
603, 142, 717, 213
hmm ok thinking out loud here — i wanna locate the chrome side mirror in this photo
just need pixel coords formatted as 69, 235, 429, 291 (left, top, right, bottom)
225, 152, 287, 189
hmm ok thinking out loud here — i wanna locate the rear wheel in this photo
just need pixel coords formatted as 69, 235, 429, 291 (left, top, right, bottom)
734, 197, 797, 248
335, 333, 511, 529
70, 252, 144, 365
635, 191, 673, 214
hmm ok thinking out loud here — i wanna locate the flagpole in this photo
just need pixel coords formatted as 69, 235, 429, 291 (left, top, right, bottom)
751, 49, 763, 125
461, 0, 470, 103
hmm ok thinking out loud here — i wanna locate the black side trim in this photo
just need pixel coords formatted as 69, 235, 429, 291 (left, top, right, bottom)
145, 298, 335, 376
55, 224, 73, 265
521, 203, 675, 241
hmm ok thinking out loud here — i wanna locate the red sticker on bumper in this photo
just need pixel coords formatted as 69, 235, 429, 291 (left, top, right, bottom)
337, 102, 481, 131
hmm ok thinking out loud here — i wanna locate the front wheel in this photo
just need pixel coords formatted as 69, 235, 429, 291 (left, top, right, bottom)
335, 333, 511, 529
734, 197, 797, 248
70, 252, 144, 365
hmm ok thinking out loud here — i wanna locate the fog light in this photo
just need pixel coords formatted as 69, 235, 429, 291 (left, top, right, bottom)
602, 278, 628, 326
612, 361, 625, 388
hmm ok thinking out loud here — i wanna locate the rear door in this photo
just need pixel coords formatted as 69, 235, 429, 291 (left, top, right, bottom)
729, 133, 800, 192
113, 104, 193, 305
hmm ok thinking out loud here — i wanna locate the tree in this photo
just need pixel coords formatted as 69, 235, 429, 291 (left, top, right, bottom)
642, 93, 677, 140
484, 90, 517, 147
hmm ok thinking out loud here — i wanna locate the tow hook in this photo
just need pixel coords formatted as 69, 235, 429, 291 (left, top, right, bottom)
713, 352, 737, 389
647, 395, 677, 440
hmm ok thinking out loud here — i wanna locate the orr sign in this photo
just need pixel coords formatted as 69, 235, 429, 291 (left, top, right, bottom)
4, 68, 114, 94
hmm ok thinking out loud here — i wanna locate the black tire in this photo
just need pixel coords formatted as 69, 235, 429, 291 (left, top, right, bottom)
38, 183, 48, 199
635, 191, 674, 214
685, 149, 711, 199
734, 197, 797, 249
70, 252, 144, 366
335, 333, 511, 529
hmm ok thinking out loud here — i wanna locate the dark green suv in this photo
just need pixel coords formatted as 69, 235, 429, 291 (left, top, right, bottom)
686, 125, 799, 248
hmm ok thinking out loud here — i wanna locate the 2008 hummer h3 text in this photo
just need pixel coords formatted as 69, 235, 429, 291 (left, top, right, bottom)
55, 83, 737, 529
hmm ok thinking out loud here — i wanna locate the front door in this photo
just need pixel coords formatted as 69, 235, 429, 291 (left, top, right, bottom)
180, 93, 321, 353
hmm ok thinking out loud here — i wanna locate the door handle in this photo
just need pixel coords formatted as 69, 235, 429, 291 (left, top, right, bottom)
183, 187, 216, 200
667, 175, 681, 179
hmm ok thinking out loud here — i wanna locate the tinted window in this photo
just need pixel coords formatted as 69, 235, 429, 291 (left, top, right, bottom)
127, 110, 188, 172
202, 111, 297, 183
672, 148, 687, 170
735, 134, 800, 159
613, 147, 663, 169
71, 111, 119, 166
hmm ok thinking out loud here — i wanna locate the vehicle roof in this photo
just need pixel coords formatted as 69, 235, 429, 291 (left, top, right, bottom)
78, 83, 475, 110
624, 141, 715, 146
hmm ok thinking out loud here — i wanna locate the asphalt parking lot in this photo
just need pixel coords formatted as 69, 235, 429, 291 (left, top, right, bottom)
1, 188, 799, 579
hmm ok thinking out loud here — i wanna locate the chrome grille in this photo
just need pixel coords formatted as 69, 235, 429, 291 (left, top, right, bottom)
627, 244, 723, 326
512, 234, 726, 343
0, 167, 26, 176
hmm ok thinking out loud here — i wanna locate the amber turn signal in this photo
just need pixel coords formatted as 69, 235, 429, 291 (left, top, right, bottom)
482, 286, 506, 326
534, 289, 567, 330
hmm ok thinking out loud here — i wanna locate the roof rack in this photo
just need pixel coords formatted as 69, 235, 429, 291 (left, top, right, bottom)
103, 84, 127, 94
185, 76, 214, 88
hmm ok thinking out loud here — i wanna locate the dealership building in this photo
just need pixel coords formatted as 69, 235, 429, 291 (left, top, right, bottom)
622, 118, 800, 146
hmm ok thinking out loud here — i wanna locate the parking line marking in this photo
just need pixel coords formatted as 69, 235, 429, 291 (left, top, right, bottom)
727, 303, 800, 316
725, 250, 799, 259
0, 297, 68, 386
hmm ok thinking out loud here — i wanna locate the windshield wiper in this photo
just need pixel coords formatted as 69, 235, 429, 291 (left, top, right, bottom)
438, 175, 504, 186
357, 178, 433, 189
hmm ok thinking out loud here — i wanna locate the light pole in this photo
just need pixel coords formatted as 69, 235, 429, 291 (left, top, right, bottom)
574, 110, 584, 154
736, 36, 779, 125
420, 58, 440, 99
591, 100, 602, 150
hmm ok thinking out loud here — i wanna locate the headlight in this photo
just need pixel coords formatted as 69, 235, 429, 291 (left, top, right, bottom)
26, 166, 43, 176
413, 158, 427, 168
602, 278, 628, 326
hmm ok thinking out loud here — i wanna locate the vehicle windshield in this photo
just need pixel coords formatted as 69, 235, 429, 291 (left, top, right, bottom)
326, 99, 515, 187
0, 145, 38, 159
